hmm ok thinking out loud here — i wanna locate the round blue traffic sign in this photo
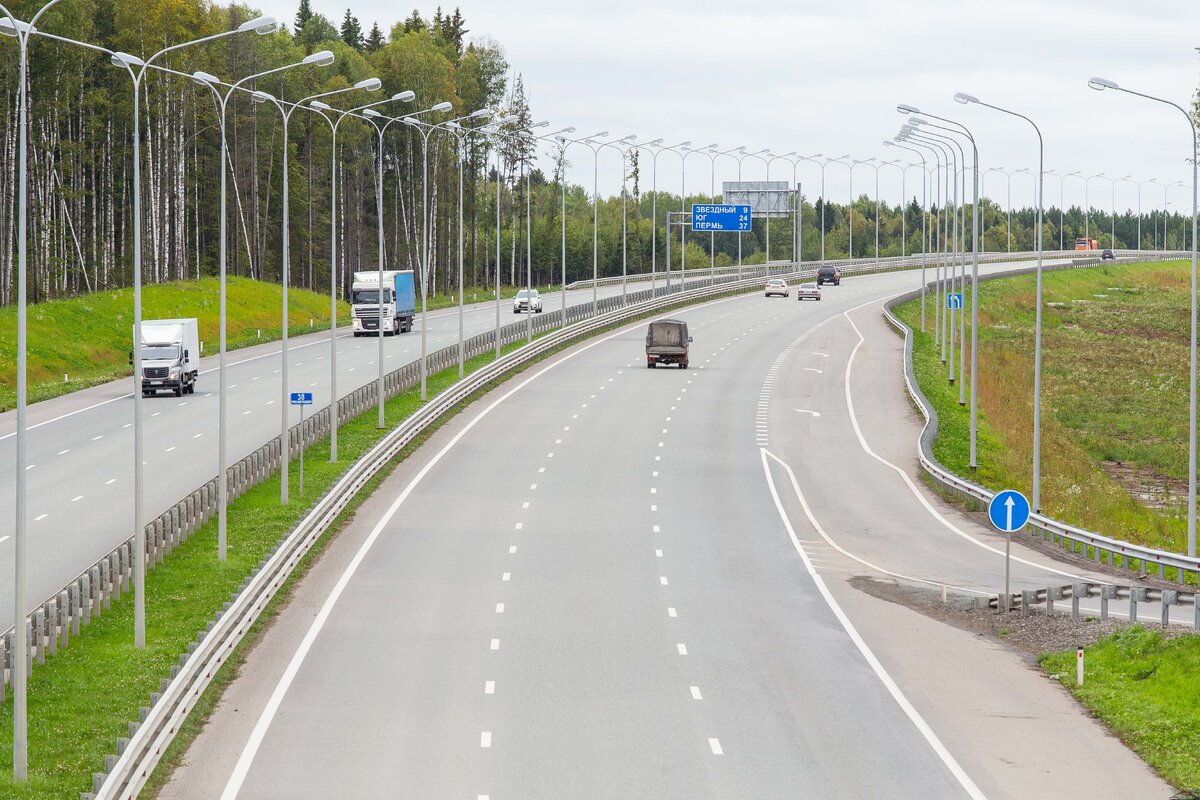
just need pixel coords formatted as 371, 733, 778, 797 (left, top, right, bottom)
988, 490, 1031, 533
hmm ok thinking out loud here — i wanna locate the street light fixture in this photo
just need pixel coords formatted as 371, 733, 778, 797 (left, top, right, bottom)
1090, 76, 1199, 557
885, 140, 930, 329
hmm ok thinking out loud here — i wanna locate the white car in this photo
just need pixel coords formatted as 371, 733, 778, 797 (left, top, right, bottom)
764, 279, 789, 298
796, 282, 822, 301
513, 289, 543, 314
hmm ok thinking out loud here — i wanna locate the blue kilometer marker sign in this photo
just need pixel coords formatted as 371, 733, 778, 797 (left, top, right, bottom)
947, 293, 963, 309
289, 392, 313, 406
691, 204, 751, 232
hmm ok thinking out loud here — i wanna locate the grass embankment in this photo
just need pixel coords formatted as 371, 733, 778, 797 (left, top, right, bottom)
0, 338, 534, 798
1042, 628, 1200, 791
893, 260, 1194, 563
0, 278, 350, 412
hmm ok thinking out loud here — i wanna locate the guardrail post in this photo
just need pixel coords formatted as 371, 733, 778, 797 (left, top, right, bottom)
119, 543, 130, 594
100, 558, 112, 610
45, 599, 57, 657
109, 553, 121, 603
1129, 587, 1147, 624
89, 566, 102, 620
57, 590, 69, 648
80, 572, 92, 627
1071, 583, 1088, 620
1161, 589, 1178, 627
1020, 590, 1034, 617
0, 632, 8, 703
33, 607, 44, 666
1100, 585, 1116, 621
1047, 585, 1065, 616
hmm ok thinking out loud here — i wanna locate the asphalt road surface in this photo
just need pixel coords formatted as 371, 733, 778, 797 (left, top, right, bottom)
161, 258, 1171, 798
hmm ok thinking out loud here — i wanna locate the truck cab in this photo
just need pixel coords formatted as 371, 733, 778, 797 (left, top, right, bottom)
133, 318, 200, 397
351, 270, 416, 336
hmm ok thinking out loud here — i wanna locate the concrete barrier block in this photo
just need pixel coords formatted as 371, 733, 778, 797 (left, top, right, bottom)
46, 599, 58, 657
58, 591, 70, 648
34, 608, 45, 666
69, 583, 81, 637
117, 737, 129, 756
89, 566, 102, 620
100, 559, 112, 610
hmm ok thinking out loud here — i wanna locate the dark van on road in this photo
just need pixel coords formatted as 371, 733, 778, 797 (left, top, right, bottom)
645, 319, 692, 369
817, 265, 841, 285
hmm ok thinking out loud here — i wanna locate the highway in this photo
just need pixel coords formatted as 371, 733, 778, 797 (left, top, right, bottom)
0, 277, 694, 631
161, 260, 1170, 798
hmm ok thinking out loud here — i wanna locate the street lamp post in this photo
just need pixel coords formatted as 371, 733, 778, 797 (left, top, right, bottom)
1084, 171, 1107, 243
899, 135, 946, 345
766, 151, 798, 262
1046, 170, 1080, 250
818, 156, 850, 262
907, 131, 956, 363
680, 143, 719, 282
1089, 76, 1199, 558
307, 90, 413, 460
1136, 178, 1159, 250
852, 158, 883, 259
647, 141, 690, 291
900, 104, 981, 468
886, 141, 929, 327
983, 167, 1012, 251
777, 153, 822, 269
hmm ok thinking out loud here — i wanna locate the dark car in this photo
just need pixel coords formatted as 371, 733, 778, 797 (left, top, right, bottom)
817, 265, 841, 286
1101, 249, 1115, 261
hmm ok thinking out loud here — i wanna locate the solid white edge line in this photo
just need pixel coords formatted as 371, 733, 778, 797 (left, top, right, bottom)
839, 300, 1079, 581
220, 289, 749, 797
758, 447, 987, 800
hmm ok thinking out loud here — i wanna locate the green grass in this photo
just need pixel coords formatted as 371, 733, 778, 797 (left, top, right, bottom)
893, 260, 1195, 561
1041, 628, 1200, 790
0, 277, 351, 412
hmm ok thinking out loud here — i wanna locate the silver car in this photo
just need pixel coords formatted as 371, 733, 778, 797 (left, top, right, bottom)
513, 289, 543, 314
796, 282, 822, 301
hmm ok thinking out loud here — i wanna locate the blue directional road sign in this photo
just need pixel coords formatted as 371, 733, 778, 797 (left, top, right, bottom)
289, 392, 313, 406
988, 489, 1031, 533
947, 293, 963, 310
691, 204, 751, 232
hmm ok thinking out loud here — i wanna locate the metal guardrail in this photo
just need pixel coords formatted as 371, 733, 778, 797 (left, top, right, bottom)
563, 248, 1152, 291
981, 581, 1199, 629
882, 251, 1200, 587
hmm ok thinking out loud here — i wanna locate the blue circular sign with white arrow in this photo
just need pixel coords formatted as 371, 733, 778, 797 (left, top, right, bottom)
988, 489, 1031, 533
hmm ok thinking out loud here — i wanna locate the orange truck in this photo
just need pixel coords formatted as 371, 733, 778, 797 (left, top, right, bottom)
1074, 237, 1099, 250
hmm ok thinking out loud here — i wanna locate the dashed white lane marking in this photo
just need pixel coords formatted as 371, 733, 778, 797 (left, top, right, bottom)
709, 738, 724, 755
252, 376, 260, 381
178, 401, 188, 407
165, 446, 176, 453
106, 478, 116, 485
509, 546, 517, 554
514, 523, 523, 530
668, 607, 677, 617
502, 572, 511, 582
484, 681, 495, 695
57, 449, 70, 455
651, 505, 658, 512
25, 465, 34, 471
34, 514, 47, 522
243, 410, 252, 415
652, 525, 661, 533
812, 352, 829, 357
123, 423, 131, 428
759, 447, 988, 799
659, 576, 669, 586
194, 433, 203, 438
538, 467, 545, 473
677, 643, 688, 655
71, 495, 83, 502
555, 438, 562, 444
92, 435, 103, 441
480, 732, 492, 748
691, 686, 703, 700
266, 400, 275, 405
309, 382, 318, 388
650, 488, 657, 494
546, 452, 554, 458
530, 484, 538, 490
657, 442, 664, 448
495, 603, 505, 614
804, 367, 823, 373
491, 639, 500, 650
0, 536, 8, 543
655, 549, 663, 558
661, 428, 668, 434
151, 412, 160, 417
522, 501, 530, 509
757, 316, 836, 447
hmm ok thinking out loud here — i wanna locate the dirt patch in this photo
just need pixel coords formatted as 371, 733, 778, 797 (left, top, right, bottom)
849, 575, 1192, 658
1101, 459, 1188, 512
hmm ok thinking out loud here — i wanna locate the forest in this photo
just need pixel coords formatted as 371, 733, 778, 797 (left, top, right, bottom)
0, 0, 1196, 310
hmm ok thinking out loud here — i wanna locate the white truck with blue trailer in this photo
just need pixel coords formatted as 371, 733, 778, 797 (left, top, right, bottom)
351, 270, 416, 336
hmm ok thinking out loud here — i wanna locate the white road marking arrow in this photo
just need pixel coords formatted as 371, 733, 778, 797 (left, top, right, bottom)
794, 409, 821, 417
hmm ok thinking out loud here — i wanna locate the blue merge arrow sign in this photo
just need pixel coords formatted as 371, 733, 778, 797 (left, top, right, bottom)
691, 204, 751, 232
947, 293, 963, 310
290, 392, 313, 406
988, 489, 1031, 533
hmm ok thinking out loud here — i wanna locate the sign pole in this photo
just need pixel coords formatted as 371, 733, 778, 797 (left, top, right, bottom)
988, 489, 1031, 614
299, 401, 304, 497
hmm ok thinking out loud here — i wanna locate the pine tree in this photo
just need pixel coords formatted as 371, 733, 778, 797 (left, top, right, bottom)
364, 22, 385, 52
340, 9, 364, 50
294, 0, 313, 32
403, 10, 426, 33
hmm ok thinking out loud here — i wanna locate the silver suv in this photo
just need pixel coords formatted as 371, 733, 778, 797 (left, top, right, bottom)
513, 289, 543, 314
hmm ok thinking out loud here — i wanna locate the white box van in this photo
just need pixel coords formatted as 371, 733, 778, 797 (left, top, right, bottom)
133, 318, 200, 397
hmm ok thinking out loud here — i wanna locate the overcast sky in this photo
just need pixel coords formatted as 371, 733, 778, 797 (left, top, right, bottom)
257, 0, 1199, 214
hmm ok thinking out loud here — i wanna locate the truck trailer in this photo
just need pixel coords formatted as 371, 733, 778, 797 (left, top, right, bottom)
133, 318, 200, 397
351, 270, 416, 335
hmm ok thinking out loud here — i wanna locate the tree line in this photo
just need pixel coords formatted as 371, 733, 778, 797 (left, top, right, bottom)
1, 1, 1196, 312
